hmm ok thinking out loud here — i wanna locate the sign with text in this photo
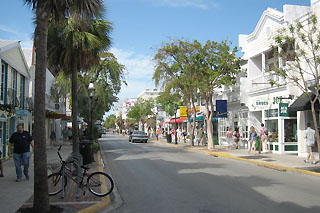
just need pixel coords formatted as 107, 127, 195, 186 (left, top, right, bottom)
180, 107, 188, 119
279, 103, 289, 117
190, 106, 200, 114
15, 109, 29, 118
216, 100, 228, 118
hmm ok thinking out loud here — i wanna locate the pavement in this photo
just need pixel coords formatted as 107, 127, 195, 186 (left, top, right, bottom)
149, 136, 320, 176
0, 141, 111, 213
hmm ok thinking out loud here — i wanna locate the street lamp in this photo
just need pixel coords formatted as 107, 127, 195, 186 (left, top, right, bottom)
174, 105, 178, 144
88, 82, 95, 141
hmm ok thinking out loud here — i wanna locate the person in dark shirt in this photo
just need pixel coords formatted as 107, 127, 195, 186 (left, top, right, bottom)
8, 124, 34, 182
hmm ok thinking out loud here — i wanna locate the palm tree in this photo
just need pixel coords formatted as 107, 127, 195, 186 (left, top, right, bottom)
23, 1, 103, 212
47, 15, 112, 153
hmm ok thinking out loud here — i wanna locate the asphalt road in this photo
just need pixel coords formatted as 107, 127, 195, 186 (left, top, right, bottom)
100, 134, 320, 213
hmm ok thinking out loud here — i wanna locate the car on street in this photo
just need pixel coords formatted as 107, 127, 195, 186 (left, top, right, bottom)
129, 131, 148, 143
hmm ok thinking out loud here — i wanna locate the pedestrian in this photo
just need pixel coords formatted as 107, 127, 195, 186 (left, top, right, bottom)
233, 128, 240, 149
62, 127, 68, 145
226, 127, 233, 149
8, 124, 34, 182
183, 128, 188, 143
156, 128, 160, 141
170, 128, 175, 142
304, 123, 317, 164
0, 145, 4, 177
248, 126, 257, 154
50, 130, 56, 146
197, 126, 204, 146
177, 128, 182, 143
68, 128, 72, 143
259, 123, 268, 153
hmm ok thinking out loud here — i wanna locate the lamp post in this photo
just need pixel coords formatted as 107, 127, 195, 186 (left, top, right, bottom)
174, 105, 178, 144
88, 82, 95, 141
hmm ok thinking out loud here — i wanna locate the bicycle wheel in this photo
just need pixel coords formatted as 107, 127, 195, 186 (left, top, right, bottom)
87, 172, 114, 197
48, 173, 67, 196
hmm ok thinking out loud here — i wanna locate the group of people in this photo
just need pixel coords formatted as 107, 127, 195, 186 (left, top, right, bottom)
246, 123, 269, 154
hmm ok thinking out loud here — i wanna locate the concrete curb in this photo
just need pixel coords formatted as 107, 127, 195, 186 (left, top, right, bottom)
150, 139, 320, 177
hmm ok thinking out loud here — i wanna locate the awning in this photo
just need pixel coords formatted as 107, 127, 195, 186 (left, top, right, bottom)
183, 115, 218, 122
166, 118, 184, 124
46, 111, 71, 120
289, 92, 319, 111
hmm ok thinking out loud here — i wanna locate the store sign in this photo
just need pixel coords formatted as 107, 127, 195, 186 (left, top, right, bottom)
180, 107, 188, 119
216, 100, 228, 118
279, 103, 289, 117
16, 109, 29, 117
190, 106, 200, 114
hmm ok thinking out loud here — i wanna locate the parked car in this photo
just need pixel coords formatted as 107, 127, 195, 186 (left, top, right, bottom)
129, 131, 148, 143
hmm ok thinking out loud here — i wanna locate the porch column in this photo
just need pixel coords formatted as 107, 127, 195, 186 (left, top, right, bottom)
278, 118, 285, 154
297, 111, 307, 157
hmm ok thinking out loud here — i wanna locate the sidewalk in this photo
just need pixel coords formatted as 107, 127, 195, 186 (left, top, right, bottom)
150, 137, 320, 176
0, 143, 110, 213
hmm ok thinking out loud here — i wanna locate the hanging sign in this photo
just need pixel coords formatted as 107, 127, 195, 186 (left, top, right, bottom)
216, 100, 228, 118
279, 103, 289, 117
180, 107, 188, 119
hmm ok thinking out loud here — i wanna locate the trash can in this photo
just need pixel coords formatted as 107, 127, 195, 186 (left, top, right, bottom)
79, 139, 94, 165
166, 133, 172, 143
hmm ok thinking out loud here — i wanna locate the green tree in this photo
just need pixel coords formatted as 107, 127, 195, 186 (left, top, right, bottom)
24, 1, 103, 211
47, 14, 112, 153
153, 40, 200, 145
269, 13, 320, 154
195, 40, 241, 150
156, 88, 184, 116
127, 98, 155, 131
104, 114, 117, 129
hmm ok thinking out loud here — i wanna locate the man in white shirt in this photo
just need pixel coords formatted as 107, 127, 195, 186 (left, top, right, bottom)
304, 123, 316, 164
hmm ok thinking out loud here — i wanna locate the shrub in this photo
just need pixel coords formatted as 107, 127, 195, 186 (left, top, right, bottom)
93, 141, 100, 153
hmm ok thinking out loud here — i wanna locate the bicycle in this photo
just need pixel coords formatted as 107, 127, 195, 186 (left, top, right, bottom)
48, 145, 114, 197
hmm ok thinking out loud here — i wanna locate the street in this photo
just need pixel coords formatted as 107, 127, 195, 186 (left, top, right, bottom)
101, 134, 320, 213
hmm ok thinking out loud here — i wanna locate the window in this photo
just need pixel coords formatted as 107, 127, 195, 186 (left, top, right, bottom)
20, 75, 25, 109
0, 63, 5, 102
265, 119, 278, 142
12, 69, 17, 92
219, 118, 228, 138
284, 119, 297, 142
265, 109, 278, 118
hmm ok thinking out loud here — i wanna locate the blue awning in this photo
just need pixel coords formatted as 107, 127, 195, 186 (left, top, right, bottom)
183, 115, 218, 122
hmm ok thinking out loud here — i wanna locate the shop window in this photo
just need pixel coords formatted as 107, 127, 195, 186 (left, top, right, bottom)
219, 118, 227, 138
284, 119, 297, 142
265, 119, 278, 142
265, 109, 278, 118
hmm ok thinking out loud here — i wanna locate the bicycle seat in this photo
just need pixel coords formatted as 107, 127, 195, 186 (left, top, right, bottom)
81, 165, 91, 170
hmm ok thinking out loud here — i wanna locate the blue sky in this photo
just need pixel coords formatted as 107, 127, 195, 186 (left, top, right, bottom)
0, 0, 311, 111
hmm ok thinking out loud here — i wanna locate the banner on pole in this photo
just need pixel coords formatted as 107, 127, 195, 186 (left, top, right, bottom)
216, 100, 228, 118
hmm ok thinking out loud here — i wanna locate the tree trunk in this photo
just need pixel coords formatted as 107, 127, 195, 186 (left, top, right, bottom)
72, 61, 79, 153
33, 4, 50, 212
190, 94, 197, 146
205, 92, 215, 150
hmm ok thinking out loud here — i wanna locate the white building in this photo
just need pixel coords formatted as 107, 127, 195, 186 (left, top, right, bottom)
121, 98, 137, 120
0, 40, 31, 159
137, 89, 160, 100
238, 0, 320, 156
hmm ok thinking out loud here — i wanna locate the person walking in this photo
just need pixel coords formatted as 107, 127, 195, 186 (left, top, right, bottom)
304, 123, 317, 164
259, 123, 269, 153
197, 126, 204, 146
62, 127, 68, 145
50, 130, 56, 146
8, 124, 34, 182
226, 127, 233, 149
248, 126, 257, 154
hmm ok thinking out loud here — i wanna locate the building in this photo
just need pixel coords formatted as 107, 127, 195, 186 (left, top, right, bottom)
238, 0, 320, 156
26, 47, 69, 146
137, 89, 160, 100
0, 40, 31, 159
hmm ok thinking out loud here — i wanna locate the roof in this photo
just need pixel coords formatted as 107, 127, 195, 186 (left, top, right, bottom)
0, 40, 19, 53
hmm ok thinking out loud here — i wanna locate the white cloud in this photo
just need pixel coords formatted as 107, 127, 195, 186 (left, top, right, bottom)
143, 0, 219, 10
110, 48, 157, 101
0, 24, 33, 48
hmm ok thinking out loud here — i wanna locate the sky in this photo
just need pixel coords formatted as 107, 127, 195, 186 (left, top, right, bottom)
0, 0, 311, 114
